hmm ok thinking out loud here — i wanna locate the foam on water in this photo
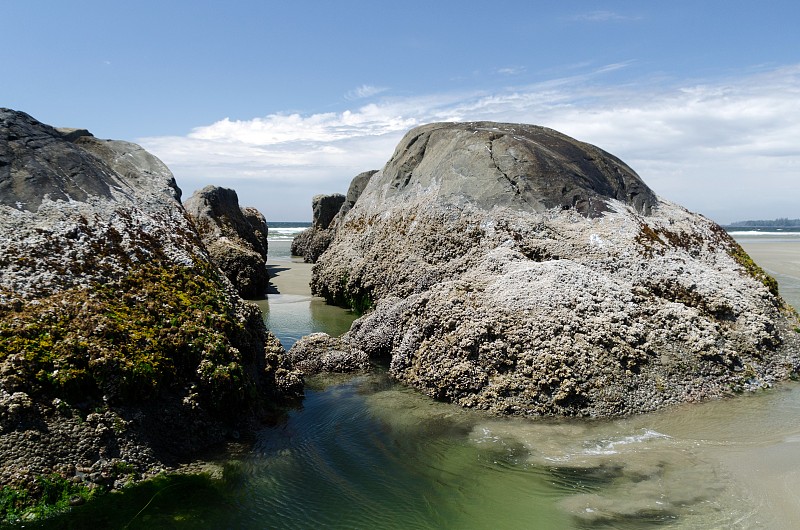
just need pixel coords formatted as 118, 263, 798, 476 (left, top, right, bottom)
582, 429, 672, 456
267, 222, 310, 241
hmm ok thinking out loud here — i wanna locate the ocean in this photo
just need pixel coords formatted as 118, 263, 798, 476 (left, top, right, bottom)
267, 221, 311, 242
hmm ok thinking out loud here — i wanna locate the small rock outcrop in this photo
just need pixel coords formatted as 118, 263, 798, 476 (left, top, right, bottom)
0, 109, 301, 513
291, 170, 377, 262
184, 186, 270, 298
287, 333, 370, 375
306, 121, 800, 417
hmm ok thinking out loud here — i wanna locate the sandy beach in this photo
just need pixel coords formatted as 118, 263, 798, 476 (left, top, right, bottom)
736, 235, 800, 310
266, 240, 314, 296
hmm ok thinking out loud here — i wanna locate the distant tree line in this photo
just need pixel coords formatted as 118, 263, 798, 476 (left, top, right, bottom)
727, 218, 800, 227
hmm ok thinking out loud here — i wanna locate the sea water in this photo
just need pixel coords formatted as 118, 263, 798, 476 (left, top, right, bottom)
29, 231, 800, 529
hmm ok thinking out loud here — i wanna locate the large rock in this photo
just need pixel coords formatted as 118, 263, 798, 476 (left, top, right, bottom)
290, 193, 344, 263
291, 171, 377, 262
184, 185, 270, 298
338, 170, 378, 219
308, 121, 800, 417
0, 109, 301, 507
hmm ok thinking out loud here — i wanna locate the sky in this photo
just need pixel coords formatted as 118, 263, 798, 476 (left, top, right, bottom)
2, 1, 799, 223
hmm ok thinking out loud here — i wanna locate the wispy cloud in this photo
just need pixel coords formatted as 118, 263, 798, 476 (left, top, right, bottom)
140, 64, 800, 222
495, 66, 526, 76
345, 84, 388, 100
571, 11, 642, 22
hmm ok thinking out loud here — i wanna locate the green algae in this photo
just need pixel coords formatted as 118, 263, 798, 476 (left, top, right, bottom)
0, 474, 100, 525
3, 473, 231, 529
317, 273, 374, 315
0, 263, 257, 411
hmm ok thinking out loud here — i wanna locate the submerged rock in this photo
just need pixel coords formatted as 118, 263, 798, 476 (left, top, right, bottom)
184, 185, 270, 298
0, 108, 301, 507
307, 121, 800, 417
291, 170, 377, 262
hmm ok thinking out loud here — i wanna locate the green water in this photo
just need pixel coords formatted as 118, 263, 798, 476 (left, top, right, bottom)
23, 235, 800, 528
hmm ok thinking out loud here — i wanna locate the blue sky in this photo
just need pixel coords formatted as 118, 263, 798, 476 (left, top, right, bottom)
2, 1, 799, 222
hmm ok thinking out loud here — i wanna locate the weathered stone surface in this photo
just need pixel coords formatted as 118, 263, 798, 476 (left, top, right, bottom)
184, 186, 270, 298
313, 193, 345, 230
307, 121, 800, 416
0, 108, 301, 505
338, 170, 378, 219
287, 333, 370, 375
290, 194, 344, 263
292, 172, 377, 262
290, 226, 335, 264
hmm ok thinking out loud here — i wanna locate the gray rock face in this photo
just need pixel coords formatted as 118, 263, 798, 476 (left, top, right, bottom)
380, 122, 656, 217
184, 186, 270, 298
0, 109, 193, 300
339, 170, 378, 219
291, 171, 377, 262
307, 121, 800, 417
0, 109, 301, 501
313, 193, 346, 230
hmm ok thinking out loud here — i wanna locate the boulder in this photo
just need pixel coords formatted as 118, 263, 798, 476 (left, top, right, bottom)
312, 193, 346, 230
0, 108, 301, 507
338, 170, 378, 219
287, 333, 370, 375
307, 121, 800, 416
291, 171, 377, 262
184, 186, 270, 298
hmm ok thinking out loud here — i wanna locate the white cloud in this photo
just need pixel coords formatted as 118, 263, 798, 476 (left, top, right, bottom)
495, 66, 526, 76
139, 64, 800, 222
345, 84, 388, 100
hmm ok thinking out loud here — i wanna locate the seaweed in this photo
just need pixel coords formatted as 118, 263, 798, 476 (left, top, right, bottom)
726, 240, 781, 299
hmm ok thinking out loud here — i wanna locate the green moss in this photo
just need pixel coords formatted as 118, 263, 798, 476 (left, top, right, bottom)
343, 290, 373, 315
324, 274, 373, 315
11, 473, 234, 529
727, 241, 780, 299
0, 263, 255, 411
0, 474, 99, 524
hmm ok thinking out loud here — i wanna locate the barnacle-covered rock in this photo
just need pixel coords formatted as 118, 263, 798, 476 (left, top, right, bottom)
307, 122, 800, 417
0, 108, 301, 514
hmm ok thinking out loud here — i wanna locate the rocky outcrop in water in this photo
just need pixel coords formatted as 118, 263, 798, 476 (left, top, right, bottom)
0, 108, 301, 512
184, 186, 270, 298
306, 121, 800, 417
291, 170, 377, 262
287, 333, 370, 375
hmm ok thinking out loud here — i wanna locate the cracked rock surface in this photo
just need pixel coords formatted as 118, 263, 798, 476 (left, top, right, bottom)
306, 121, 800, 417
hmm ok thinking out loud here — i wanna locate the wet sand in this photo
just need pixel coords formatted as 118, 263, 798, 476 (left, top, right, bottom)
266, 240, 313, 296
736, 235, 800, 310
267, 261, 314, 297
258, 240, 355, 349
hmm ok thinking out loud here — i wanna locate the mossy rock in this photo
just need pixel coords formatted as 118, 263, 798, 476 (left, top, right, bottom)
0, 263, 266, 412
726, 241, 780, 299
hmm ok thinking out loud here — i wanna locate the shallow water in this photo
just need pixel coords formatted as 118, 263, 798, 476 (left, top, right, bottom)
33, 234, 800, 528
